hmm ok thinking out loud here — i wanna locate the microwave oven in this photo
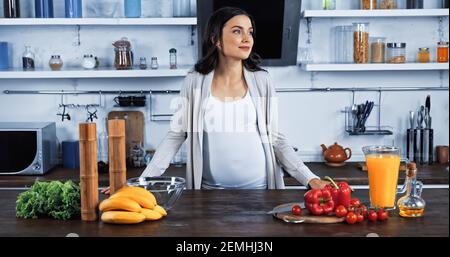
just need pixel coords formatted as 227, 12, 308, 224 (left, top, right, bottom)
0, 122, 57, 175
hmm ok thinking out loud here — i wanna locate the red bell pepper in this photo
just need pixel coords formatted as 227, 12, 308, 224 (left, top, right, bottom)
324, 176, 352, 208
304, 188, 335, 215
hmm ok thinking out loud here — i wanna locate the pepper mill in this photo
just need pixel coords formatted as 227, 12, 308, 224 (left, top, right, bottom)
108, 119, 127, 194
79, 123, 99, 221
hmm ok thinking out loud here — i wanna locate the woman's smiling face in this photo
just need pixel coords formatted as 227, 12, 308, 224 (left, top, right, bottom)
217, 15, 254, 60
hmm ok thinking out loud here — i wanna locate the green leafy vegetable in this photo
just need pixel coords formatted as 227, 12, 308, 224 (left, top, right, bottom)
16, 180, 81, 220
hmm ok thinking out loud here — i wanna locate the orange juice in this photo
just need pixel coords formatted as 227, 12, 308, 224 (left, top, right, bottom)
366, 154, 400, 208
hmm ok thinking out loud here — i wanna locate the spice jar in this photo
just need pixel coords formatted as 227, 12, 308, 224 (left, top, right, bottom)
139, 57, 147, 69
353, 22, 370, 64
379, 0, 398, 9
417, 47, 430, 63
387, 43, 406, 63
49, 55, 63, 70
361, 0, 377, 9
150, 57, 159, 69
82, 54, 96, 69
22, 46, 35, 70
437, 41, 449, 63
370, 37, 386, 63
169, 48, 177, 69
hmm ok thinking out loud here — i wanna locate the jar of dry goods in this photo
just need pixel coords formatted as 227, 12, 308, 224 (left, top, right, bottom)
370, 37, 386, 63
379, 0, 398, 9
361, 0, 377, 9
49, 55, 63, 71
353, 22, 370, 64
387, 43, 406, 63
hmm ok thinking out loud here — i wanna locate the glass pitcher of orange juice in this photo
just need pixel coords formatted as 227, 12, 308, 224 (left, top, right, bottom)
363, 146, 408, 210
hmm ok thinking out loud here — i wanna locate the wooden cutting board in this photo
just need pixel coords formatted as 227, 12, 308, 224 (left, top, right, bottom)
273, 203, 345, 224
108, 111, 145, 161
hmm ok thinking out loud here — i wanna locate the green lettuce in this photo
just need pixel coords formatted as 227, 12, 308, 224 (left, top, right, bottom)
16, 180, 81, 220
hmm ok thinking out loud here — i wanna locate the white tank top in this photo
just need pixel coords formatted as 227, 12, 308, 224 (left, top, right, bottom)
202, 90, 267, 189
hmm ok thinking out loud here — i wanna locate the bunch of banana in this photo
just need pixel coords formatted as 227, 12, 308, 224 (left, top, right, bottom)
99, 186, 167, 224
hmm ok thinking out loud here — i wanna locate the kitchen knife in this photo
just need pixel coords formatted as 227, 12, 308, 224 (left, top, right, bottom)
426, 95, 431, 114
413, 128, 418, 163
420, 127, 425, 165
267, 202, 305, 215
360, 101, 374, 132
429, 121, 434, 165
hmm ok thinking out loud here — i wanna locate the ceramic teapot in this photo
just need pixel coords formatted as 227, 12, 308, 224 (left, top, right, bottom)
321, 142, 352, 163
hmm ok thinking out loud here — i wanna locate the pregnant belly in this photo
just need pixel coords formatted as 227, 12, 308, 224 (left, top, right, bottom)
203, 132, 266, 187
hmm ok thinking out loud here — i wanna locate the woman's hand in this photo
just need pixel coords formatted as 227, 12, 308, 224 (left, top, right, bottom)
308, 178, 330, 190
101, 186, 111, 195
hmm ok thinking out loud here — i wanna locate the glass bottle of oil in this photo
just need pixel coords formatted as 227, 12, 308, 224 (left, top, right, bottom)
397, 162, 426, 217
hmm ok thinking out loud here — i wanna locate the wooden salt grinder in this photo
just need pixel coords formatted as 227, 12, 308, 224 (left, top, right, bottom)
79, 123, 99, 221
108, 119, 127, 194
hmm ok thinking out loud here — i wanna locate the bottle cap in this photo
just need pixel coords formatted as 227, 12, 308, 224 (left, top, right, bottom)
408, 162, 417, 170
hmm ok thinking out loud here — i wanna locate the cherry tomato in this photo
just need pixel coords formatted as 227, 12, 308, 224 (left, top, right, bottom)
356, 211, 365, 223
368, 210, 378, 222
346, 212, 358, 224
335, 205, 348, 218
291, 205, 302, 216
359, 205, 368, 218
377, 209, 389, 221
350, 198, 361, 208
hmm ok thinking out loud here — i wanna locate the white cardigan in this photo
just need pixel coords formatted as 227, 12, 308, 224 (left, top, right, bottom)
141, 67, 320, 189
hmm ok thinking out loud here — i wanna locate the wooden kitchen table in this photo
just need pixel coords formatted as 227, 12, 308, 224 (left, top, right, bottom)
0, 188, 448, 237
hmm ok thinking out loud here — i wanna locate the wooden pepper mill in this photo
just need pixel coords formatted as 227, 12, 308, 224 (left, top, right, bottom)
108, 119, 127, 194
79, 123, 99, 221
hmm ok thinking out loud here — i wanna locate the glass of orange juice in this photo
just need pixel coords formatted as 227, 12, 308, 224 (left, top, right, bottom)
363, 146, 407, 210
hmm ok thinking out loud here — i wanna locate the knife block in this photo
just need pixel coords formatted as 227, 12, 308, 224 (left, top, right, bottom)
407, 128, 433, 165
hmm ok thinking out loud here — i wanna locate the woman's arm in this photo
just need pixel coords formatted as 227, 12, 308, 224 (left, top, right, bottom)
140, 73, 193, 177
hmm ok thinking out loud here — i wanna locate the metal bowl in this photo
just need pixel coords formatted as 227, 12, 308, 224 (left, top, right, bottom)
127, 176, 186, 211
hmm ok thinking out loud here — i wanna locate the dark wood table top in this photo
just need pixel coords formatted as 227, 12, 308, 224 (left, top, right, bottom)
0, 188, 448, 237
1, 162, 448, 188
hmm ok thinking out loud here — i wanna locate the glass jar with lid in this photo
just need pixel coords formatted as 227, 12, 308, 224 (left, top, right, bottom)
169, 48, 177, 69
150, 57, 159, 69
353, 22, 370, 64
417, 47, 430, 63
139, 57, 147, 70
49, 55, 63, 70
361, 0, 377, 9
387, 43, 406, 63
437, 41, 449, 63
335, 25, 354, 63
379, 0, 398, 9
370, 37, 386, 63
82, 54, 96, 69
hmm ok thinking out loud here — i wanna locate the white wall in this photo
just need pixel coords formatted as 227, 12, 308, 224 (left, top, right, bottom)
0, 0, 448, 163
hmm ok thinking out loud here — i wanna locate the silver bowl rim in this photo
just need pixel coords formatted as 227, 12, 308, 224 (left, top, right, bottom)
126, 176, 186, 192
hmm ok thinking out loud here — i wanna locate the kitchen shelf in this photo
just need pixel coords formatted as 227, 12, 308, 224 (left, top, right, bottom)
0, 66, 192, 79
302, 9, 449, 18
301, 63, 450, 72
0, 17, 197, 26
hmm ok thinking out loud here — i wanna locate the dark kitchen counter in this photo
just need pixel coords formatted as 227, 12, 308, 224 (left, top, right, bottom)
0, 162, 448, 188
0, 188, 448, 237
